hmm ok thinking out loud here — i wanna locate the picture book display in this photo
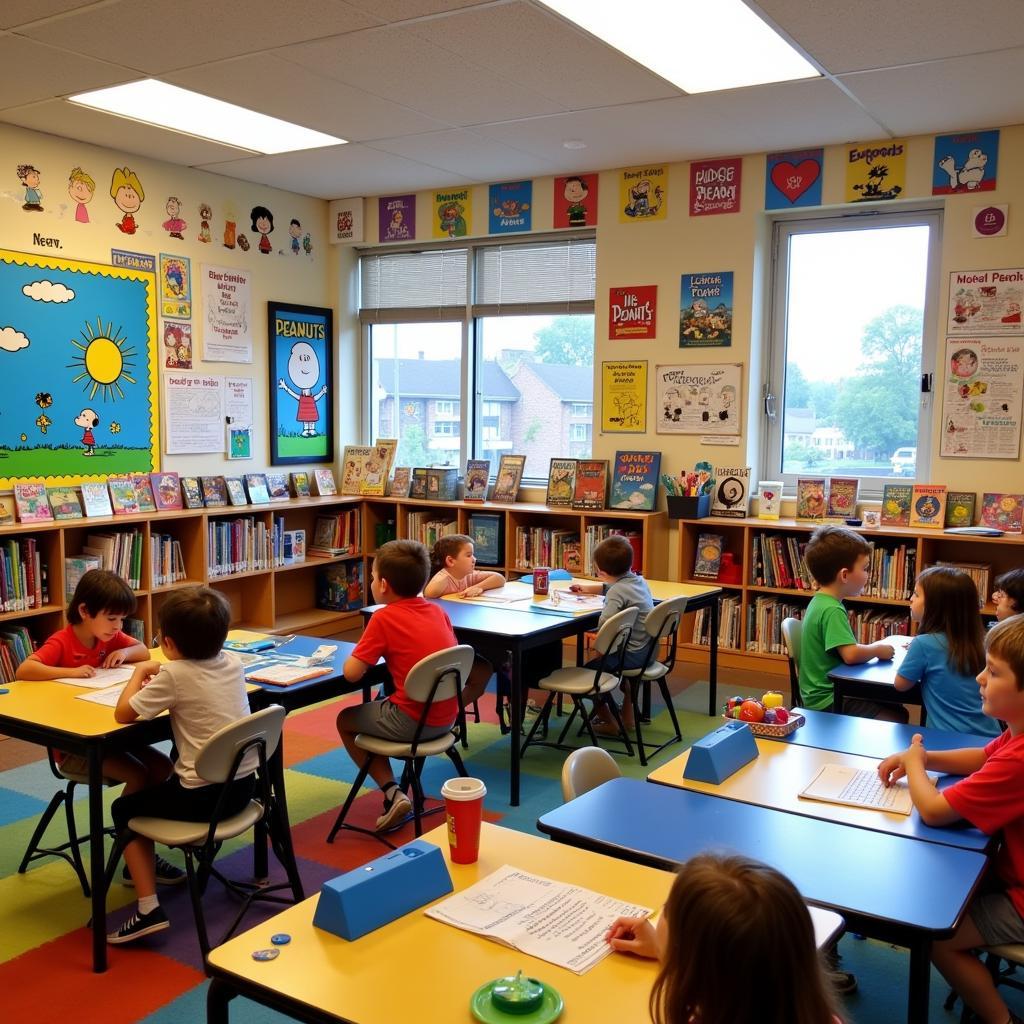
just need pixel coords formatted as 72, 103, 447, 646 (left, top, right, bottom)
880, 484, 912, 526
546, 458, 577, 508
572, 460, 609, 510
225, 477, 248, 506
313, 468, 337, 496
360, 441, 393, 497
409, 467, 429, 499
492, 455, 526, 504
316, 562, 364, 611
909, 485, 947, 529
426, 467, 459, 501
150, 472, 182, 511
245, 474, 271, 505
181, 477, 204, 509
14, 484, 53, 523
200, 476, 228, 508
265, 472, 290, 501
945, 491, 976, 528
610, 451, 661, 511
468, 512, 504, 566
0, 497, 14, 525
46, 486, 83, 520
795, 477, 827, 521
389, 467, 411, 498
464, 460, 490, 502
130, 474, 157, 513
290, 472, 311, 498
81, 482, 113, 517
827, 477, 859, 519
757, 480, 783, 520
981, 492, 1024, 533
341, 445, 375, 495
107, 477, 141, 516
710, 466, 750, 518
693, 533, 724, 579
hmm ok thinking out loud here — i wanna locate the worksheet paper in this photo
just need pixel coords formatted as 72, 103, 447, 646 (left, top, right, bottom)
75, 685, 126, 706
56, 666, 136, 689
425, 866, 651, 974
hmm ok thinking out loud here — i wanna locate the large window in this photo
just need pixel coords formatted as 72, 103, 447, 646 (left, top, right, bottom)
763, 211, 941, 492
362, 238, 596, 482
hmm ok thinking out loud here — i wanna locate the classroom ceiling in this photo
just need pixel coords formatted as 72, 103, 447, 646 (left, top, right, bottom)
1, 0, 1023, 199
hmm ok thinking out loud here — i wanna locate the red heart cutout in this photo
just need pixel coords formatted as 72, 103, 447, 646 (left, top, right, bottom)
770, 159, 820, 203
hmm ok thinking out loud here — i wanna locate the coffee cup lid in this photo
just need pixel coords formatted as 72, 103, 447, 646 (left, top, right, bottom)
442, 777, 487, 801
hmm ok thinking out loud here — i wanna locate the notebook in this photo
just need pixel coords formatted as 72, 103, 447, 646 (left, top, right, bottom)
247, 665, 332, 686
800, 764, 913, 815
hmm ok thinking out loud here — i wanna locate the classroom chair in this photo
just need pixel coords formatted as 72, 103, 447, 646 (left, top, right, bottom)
520, 607, 638, 759
327, 645, 474, 849
560, 746, 621, 801
781, 616, 804, 706
103, 705, 303, 963
944, 944, 1024, 1023
19, 750, 115, 897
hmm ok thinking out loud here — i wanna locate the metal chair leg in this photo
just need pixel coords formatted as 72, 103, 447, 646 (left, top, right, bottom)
326, 761, 370, 843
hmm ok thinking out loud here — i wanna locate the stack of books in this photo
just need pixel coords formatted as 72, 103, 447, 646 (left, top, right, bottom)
514, 526, 580, 570
406, 513, 457, 549
746, 597, 806, 654
691, 594, 741, 651
83, 530, 144, 589
309, 510, 362, 557
207, 517, 274, 577
846, 608, 910, 643
750, 533, 813, 590
0, 625, 35, 683
0, 537, 46, 611
150, 533, 186, 587
863, 544, 917, 600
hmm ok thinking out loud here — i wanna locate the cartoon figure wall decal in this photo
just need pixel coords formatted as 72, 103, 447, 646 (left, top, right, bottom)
67, 167, 95, 223
278, 341, 328, 437
17, 164, 43, 211
162, 196, 187, 239
75, 407, 99, 455
250, 205, 274, 254
563, 176, 589, 226
111, 167, 144, 233
289, 218, 302, 254
198, 202, 213, 243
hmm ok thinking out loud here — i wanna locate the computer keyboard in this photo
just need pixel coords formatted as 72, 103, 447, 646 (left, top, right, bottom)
837, 768, 905, 810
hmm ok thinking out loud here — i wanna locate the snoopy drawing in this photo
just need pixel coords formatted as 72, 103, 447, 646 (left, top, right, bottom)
938, 148, 988, 191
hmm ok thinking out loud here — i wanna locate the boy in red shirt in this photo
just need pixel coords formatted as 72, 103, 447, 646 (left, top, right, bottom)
879, 614, 1024, 1024
336, 540, 460, 831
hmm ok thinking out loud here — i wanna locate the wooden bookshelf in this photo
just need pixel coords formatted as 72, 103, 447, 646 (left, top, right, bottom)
677, 515, 1024, 676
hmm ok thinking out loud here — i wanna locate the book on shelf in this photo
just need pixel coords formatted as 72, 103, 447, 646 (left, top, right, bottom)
862, 542, 917, 600
124, 617, 146, 644
265, 472, 290, 501
46, 486, 83, 520
746, 597, 805, 654
693, 534, 724, 579
0, 625, 36, 683
692, 593, 742, 651
83, 529, 143, 588
514, 525, 580, 572
546, 458, 577, 508
426, 467, 459, 501
150, 533, 186, 587
245, 474, 271, 505
492, 454, 526, 504
827, 477, 859, 519
312, 468, 337, 496
316, 561, 364, 611
359, 445, 390, 497
795, 477, 827, 521
610, 451, 661, 511
749, 533, 812, 591
340, 445, 375, 495
409, 467, 429, 500
181, 476, 204, 509
936, 560, 990, 606
572, 460, 609, 511
131, 474, 158, 513
14, 483, 53, 523
290, 472, 311, 498
207, 516, 275, 577
407, 512, 458, 548
0, 537, 45, 612
389, 467, 412, 498
0, 497, 14, 525
981, 493, 1024, 534
80, 482, 113, 517
944, 491, 976, 528
283, 529, 306, 563
711, 466, 751, 518
108, 476, 141, 515
880, 484, 912, 526
580, 525, 641, 575
909, 484, 946, 529
468, 513, 504, 566
310, 510, 361, 556
373, 438, 397, 479
846, 607, 910, 644
562, 541, 583, 573
225, 477, 248, 506
64, 554, 101, 602
150, 472, 182, 511
464, 460, 490, 502
200, 476, 229, 508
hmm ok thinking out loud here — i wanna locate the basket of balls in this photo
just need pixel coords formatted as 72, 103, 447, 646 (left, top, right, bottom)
721, 691, 805, 737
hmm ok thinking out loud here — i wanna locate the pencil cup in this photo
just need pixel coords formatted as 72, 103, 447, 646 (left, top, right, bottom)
442, 777, 486, 864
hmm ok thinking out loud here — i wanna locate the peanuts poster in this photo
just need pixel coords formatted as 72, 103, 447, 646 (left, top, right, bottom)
489, 180, 532, 234
845, 139, 907, 203
553, 173, 598, 228
433, 187, 472, 239
680, 272, 733, 347
689, 157, 742, 216
619, 165, 667, 222
932, 129, 999, 195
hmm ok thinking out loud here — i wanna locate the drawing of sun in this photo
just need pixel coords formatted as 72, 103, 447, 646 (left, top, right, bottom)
68, 318, 137, 401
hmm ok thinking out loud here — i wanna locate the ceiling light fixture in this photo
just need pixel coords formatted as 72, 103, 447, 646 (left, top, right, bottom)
68, 79, 346, 154
540, 0, 819, 93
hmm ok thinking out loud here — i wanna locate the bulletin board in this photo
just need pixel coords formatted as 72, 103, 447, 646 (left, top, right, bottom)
0, 248, 160, 488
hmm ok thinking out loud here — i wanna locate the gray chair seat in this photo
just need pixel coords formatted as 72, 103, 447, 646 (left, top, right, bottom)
128, 798, 263, 847
539, 668, 621, 695
622, 660, 670, 681
354, 731, 457, 758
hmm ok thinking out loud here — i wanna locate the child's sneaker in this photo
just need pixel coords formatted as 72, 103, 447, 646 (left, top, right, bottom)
107, 906, 169, 944
375, 788, 412, 831
121, 856, 186, 887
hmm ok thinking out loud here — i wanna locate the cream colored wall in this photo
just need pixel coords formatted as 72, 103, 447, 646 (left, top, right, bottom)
0, 123, 333, 479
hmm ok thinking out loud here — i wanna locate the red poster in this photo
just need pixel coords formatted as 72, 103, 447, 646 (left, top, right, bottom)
690, 157, 742, 216
553, 173, 599, 228
608, 285, 657, 340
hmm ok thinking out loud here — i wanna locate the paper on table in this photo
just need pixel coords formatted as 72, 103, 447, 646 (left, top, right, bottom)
425, 865, 651, 975
75, 685, 126, 706
441, 590, 534, 605
247, 664, 332, 686
56, 666, 136, 689
530, 592, 605, 616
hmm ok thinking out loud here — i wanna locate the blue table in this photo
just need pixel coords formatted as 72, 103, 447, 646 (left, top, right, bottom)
538, 778, 989, 1024
828, 654, 925, 717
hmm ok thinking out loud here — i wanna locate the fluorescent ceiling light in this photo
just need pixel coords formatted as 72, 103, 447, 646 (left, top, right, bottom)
540, 0, 819, 93
69, 79, 346, 154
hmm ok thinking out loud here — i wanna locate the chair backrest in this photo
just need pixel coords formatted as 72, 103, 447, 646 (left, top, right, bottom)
593, 606, 639, 657
404, 645, 475, 705
195, 705, 285, 784
781, 617, 803, 704
642, 594, 689, 668
561, 746, 622, 801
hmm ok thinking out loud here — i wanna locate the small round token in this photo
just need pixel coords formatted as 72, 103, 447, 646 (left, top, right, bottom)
271, 933, 291, 945
251, 948, 280, 961
0, 687, 9, 694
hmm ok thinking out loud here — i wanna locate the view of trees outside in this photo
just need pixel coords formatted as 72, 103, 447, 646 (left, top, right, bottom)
780, 224, 931, 477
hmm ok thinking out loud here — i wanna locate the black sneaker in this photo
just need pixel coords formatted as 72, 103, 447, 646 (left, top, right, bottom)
375, 788, 412, 832
121, 856, 186, 887
107, 906, 169, 944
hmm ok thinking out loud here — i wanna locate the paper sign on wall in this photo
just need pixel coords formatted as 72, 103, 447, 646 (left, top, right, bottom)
328, 198, 364, 244
200, 264, 252, 363
845, 139, 907, 203
608, 286, 656, 340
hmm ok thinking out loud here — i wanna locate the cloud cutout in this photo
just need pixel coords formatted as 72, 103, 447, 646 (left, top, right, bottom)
0, 327, 30, 352
22, 280, 75, 303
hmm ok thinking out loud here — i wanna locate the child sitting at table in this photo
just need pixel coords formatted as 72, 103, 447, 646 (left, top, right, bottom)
894, 566, 999, 736
107, 586, 255, 943
878, 614, 1024, 1024
17, 569, 180, 878
337, 540, 490, 831
993, 569, 1024, 622
605, 853, 843, 1024
800, 525, 906, 722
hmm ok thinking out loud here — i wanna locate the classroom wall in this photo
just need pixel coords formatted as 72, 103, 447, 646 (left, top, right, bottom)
0, 122, 335, 480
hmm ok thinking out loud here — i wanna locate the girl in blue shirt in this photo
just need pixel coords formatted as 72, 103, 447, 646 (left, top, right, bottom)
895, 566, 999, 736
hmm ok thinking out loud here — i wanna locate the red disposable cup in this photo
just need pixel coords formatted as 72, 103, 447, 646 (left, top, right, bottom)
441, 777, 487, 864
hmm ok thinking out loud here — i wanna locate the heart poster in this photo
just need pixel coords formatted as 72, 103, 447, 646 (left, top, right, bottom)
765, 149, 823, 210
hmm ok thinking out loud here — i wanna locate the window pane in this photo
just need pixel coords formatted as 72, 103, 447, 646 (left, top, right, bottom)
370, 322, 463, 467
779, 223, 931, 481
477, 314, 594, 476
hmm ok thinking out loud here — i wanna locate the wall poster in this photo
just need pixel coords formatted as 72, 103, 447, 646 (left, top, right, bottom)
948, 268, 1023, 336
655, 363, 742, 436
608, 286, 656, 340
201, 263, 252, 362
601, 360, 647, 433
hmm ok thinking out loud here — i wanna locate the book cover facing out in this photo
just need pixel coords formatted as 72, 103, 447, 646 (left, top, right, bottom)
909, 485, 947, 529
468, 513, 503, 566
881, 484, 912, 526
610, 451, 661, 511
693, 533, 724, 579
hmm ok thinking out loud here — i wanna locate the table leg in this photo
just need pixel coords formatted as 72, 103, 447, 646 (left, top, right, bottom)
88, 745, 107, 972
207, 978, 236, 1024
834, 680, 846, 715
907, 938, 931, 1024
510, 646, 522, 807
707, 596, 720, 716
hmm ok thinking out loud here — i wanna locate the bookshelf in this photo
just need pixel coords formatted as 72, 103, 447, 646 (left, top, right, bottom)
677, 515, 1024, 677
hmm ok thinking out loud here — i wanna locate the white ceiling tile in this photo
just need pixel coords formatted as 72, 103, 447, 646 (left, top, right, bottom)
405, 1, 679, 108
274, 24, 565, 125
20, 0, 380, 74
345, 0, 494, 20
755, 0, 1024, 73
167, 54, 451, 142
0, 99, 251, 166
839, 49, 1024, 137
0, 1, 98, 30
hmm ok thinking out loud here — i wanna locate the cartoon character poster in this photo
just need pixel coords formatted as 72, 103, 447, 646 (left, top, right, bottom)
933, 130, 999, 195
268, 301, 334, 465
379, 194, 415, 242
619, 165, 667, 222
764, 149, 823, 210
845, 139, 907, 203
159, 253, 191, 319
0, 248, 160, 488
433, 187, 472, 239
554, 173, 598, 228
680, 272, 733, 347
163, 320, 192, 369
601, 361, 647, 433
655, 362, 742, 436
690, 157, 742, 216
488, 180, 532, 235
608, 286, 656, 340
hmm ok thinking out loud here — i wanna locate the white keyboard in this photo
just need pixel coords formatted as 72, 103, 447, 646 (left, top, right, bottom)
837, 768, 906, 810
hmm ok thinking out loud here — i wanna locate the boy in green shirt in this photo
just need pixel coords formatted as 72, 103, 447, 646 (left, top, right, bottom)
800, 525, 906, 720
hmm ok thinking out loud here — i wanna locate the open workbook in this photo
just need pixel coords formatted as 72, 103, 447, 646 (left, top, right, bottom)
425, 865, 651, 975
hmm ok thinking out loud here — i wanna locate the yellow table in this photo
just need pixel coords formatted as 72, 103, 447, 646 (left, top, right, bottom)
206, 823, 666, 1024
